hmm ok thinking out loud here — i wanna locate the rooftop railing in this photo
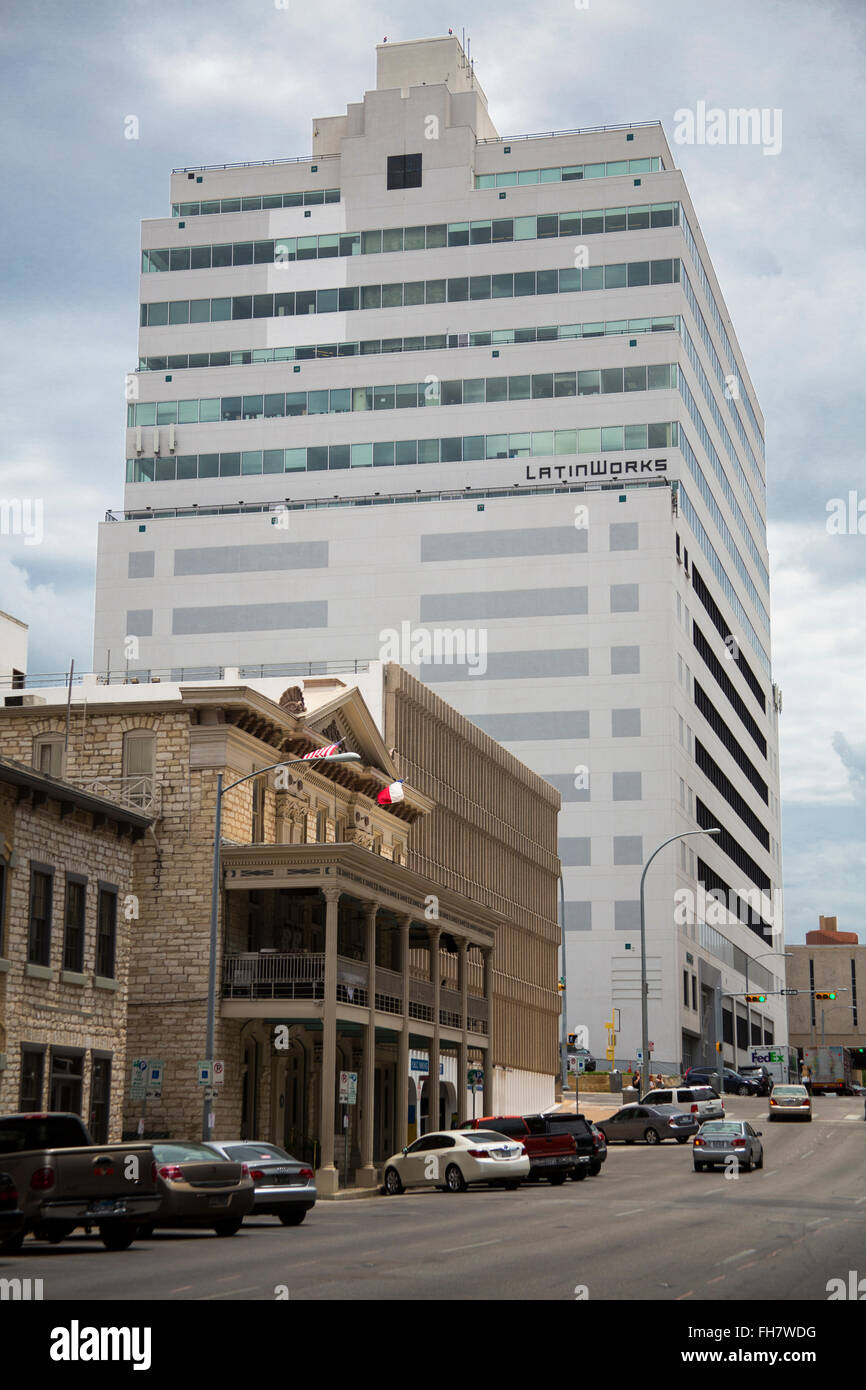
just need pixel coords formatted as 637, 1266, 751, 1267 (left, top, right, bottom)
477, 120, 662, 144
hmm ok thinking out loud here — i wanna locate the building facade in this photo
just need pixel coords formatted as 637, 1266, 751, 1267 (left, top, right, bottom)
0, 663, 560, 1189
787, 920, 866, 1059
0, 756, 149, 1139
92, 34, 785, 1071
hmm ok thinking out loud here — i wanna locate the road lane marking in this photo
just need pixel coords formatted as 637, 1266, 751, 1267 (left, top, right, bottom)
675, 1290, 694, 1300
806, 1217, 828, 1227
200, 1285, 261, 1299
722, 1249, 756, 1263
615, 1207, 646, 1217
439, 1238, 502, 1253
800, 1149, 814, 1159
707, 1274, 726, 1284
854, 1197, 866, 1205
170, 1285, 194, 1292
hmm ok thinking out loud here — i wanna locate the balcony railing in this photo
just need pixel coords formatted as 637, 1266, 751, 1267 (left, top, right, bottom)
222, 952, 487, 1031
71, 775, 161, 816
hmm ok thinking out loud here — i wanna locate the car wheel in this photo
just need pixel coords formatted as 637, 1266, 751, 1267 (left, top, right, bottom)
588, 1163, 601, 1176
445, 1163, 467, 1193
99, 1222, 138, 1251
503, 1180, 521, 1191
694, 1163, 705, 1172
676, 1136, 689, 1144
644, 1128, 661, 1145
213, 1219, 244, 1237
740, 1159, 752, 1173
755, 1152, 764, 1170
738, 1085, 750, 1097
278, 1209, 307, 1226
548, 1172, 567, 1186
137, 1223, 156, 1238
0, 1228, 25, 1255
383, 1166, 403, 1195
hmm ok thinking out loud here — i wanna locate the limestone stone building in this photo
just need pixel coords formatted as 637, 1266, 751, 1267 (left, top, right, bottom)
0, 661, 560, 1190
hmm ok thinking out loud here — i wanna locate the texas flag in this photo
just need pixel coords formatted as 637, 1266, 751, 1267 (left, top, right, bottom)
377, 780, 405, 806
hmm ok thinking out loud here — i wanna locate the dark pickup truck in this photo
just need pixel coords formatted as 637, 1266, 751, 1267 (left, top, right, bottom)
459, 1115, 577, 1184
0, 1112, 160, 1253
531, 1112, 605, 1179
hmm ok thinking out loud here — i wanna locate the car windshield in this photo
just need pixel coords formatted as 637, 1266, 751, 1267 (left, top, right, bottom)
653, 1105, 687, 1115
691, 1089, 718, 1099
700, 1122, 743, 1134
772, 1087, 807, 1097
153, 1142, 223, 1162
468, 1131, 517, 1143
215, 1143, 295, 1162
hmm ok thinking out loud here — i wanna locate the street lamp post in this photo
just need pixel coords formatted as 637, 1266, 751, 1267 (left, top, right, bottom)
202, 750, 361, 1141
639, 828, 720, 1097
734, 949, 794, 1073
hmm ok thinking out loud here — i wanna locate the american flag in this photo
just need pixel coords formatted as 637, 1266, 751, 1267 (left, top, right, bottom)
302, 742, 341, 760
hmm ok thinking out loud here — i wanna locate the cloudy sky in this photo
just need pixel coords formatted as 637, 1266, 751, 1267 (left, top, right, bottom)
1, 0, 864, 943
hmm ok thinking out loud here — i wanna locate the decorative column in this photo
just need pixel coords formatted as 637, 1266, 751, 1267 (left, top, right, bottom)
482, 946, 494, 1116
457, 939, 469, 1125
317, 886, 340, 1195
358, 901, 379, 1188
397, 914, 411, 1148
428, 924, 442, 1133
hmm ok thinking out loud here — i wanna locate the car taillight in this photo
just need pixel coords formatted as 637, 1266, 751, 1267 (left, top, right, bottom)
0, 1186, 19, 1206
299, 1168, 314, 1181
249, 1168, 265, 1182
241, 1163, 250, 1177
732, 1139, 746, 1148
31, 1167, 55, 1190
467, 1149, 490, 1158
769, 1099, 777, 1105
690, 1104, 698, 1113
151, 1161, 158, 1181
694, 1137, 704, 1146
158, 1164, 185, 1182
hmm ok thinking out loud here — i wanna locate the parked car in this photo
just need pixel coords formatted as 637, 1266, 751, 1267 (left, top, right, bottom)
458, 1115, 576, 1183
641, 1084, 724, 1120
768, 1084, 812, 1121
596, 1104, 699, 1145
0, 1112, 160, 1253
683, 1066, 761, 1096
532, 1111, 600, 1179
138, 1141, 255, 1236
693, 1119, 764, 1172
588, 1122, 608, 1174
572, 1048, 596, 1072
383, 1130, 530, 1194
0, 1172, 25, 1250
737, 1065, 772, 1097
206, 1141, 316, 1225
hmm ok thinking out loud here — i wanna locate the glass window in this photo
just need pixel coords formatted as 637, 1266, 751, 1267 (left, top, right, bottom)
554, 372, 576, 397
601, 426, 624, 450
404, 281, 425, 306
28, 868, 53, 966
155, 457, 175, 480
253, 240, 274, 264
197, 454, 218, 477
135, 402, 156, 426
441, 437, 462, 462
168, 301, 189, 324
285, 448, 306, 471
628, 261, 650, 287
284, 392, 306, 417
156, 401, 177, 424
463, 378, 485, 405
531, 430, 554, 456
629, 157, 652, 173
536, 269, 558, 295
508, 375, 531, 400
508, 433, 531, 457
470, 275, 491, 300
96, 888, 117, 978
555, 429, 577, 455
425, 280, 446, 304
219, 452, 240, 475
190, 245, 211, 270
486, 434, 508, 459
651, 202, 675, 227
578, 370, 600, 396
241, 451, 262, 475
381, 283, 403, 308
295, 290, 316, 315
404, 226, 426, 250
648, 422, 673, 447
495, 171, 517, 187
418, 439, 439, 464
373, 441, 394, 466
232, 242, 253, 265
253, 293, 273, 318
475, 173, 495, 189
307, 389, 329, 415
177, 400, 198, 424
316, 288, 338, 313
263, 393, 285, 418
447, 222, 469, 246
221, 397, 242, 421
624, 366, 647, 392
557, 267, 581, 293
168, 247, 190, 271
628, 205, 650, 231
338, 287, 359, 311
470, 220, 492, 245
532, 374, 554, 399
486, 377, 507, 403
189, 298, 210, 324
604, 263, 627, 289
350, 443, 373, 468
329, 444, 350, 469
492, 273, 513, 298
395, 439, 417, 465
581, 266, 603, 291
263, 449, 284, 474
307, 446, 328, 471
232, 295, 252, 319
463, 435, 484, 460
514, 271, 535, 296
329, 388, 351, 413
650, 259, 674, 284
373, 386, 395, 411
361, 230, 382, 255
448, 278, 469, 301
601, 368, 624, 394
578, 428, 601, 453
647, 363, 672, 390
396, 383, 418, 409
317, 234, 338, 258
361, 285, 381, 310
559, 212, 581, 238
441, 380, 462, 407
242, 395, 264, 419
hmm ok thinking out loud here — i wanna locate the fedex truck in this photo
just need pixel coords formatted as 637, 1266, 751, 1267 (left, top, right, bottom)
802, 1045, 854, 1095
750, 1046, 798, 1085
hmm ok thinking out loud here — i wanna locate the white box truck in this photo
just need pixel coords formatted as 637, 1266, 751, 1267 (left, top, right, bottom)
749, 1046, 798, 1085
802, 1045, 854, 1095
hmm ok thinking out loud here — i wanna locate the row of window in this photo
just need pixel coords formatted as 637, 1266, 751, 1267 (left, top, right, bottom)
19, 1047, 113, 1144
681, 315, 765, 520
474, 156, 662, 186
125, 420, 679, 482
26, 863, 119, 977
691, 566, 766, 713
680, 432, 769, 629
679, 486, 770, 677
680, 211, 764, 457
140, 257, 682, 326
136, 314, 681, 371
142, 201, 681, 272
172, 188, 340, 216
127, 364, 679, 426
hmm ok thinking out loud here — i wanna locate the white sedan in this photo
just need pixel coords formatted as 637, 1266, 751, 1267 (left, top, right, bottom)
382, 1130, 530, 1194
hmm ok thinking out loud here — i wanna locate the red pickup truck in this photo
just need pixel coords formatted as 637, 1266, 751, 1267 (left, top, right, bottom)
458, 1115, 576, 1184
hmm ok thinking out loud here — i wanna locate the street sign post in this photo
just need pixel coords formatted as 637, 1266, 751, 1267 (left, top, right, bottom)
212, 1060, 225, 1086
130, 1058, 148, 1101
197, 1061, 212, 1086
338, 1071, 358, 1189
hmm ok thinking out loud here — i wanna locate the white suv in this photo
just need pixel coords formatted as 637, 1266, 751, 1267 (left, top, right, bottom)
641, 1085, 724, 1121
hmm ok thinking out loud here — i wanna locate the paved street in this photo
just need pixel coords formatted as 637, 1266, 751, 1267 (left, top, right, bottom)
4, 1097, 863, 1301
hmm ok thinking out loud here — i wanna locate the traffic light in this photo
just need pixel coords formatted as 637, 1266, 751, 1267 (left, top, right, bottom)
815, 991, 836, 1000
744, 994, 766, 1003
558, 977, 565, 993
715, 1041, 723, 1053
568, 1032, 576, 1044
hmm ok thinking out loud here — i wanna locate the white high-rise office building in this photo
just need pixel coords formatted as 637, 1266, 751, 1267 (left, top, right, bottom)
94, 36, 785, 1070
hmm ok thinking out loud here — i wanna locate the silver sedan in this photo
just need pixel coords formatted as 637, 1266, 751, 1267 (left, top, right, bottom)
382, 1130, 530, 1194
206, 1141, 316, 1225
693, 1119, 764, 1172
